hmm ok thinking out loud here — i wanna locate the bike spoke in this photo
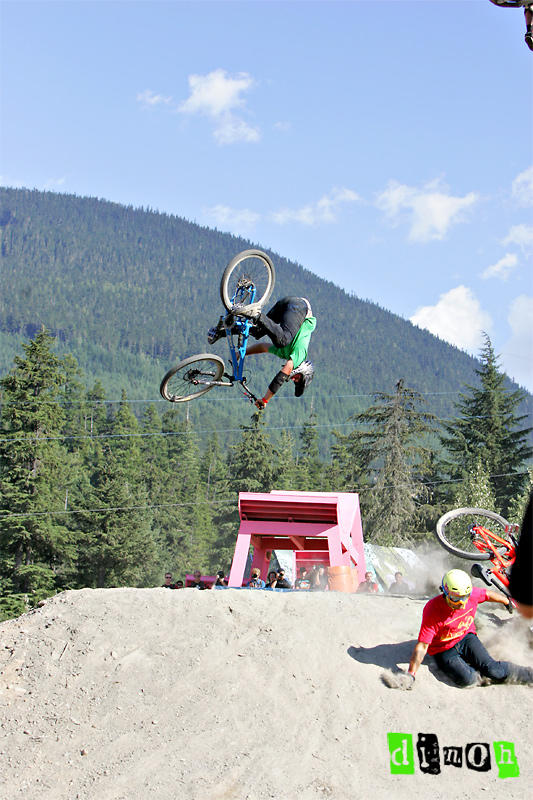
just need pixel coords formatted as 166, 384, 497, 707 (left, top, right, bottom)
441, 511, 510, 557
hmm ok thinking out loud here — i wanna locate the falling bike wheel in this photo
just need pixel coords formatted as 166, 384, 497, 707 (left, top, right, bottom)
435, 507, 511, 560
159, 354, 225, 402
220, 249, 275, 312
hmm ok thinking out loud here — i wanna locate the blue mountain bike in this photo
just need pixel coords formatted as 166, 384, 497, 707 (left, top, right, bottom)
160, 249, 275, 404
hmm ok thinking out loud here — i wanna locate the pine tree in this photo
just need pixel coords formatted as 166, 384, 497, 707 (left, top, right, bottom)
354, 379, 436, 546
454, 458, 498, 511
273, 430, 300, 490
228, 410, 278, 493
76, 391, 156, 587
298, 413, 324, 489
441, 335, 532, 514
0, 329, 77, 602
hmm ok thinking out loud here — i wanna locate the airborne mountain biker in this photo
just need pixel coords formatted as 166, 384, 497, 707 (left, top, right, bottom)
208, 296, 316, 408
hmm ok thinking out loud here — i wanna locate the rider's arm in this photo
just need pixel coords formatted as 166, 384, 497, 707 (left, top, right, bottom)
407, 641, 429, 677
485, 588, 512, 607
260, 359, 294, 405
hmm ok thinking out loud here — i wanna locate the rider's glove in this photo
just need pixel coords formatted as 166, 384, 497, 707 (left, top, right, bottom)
255, 398, 268, 410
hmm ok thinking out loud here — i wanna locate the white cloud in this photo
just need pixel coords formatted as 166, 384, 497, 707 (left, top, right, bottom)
178, 69, 259, 144
271, 187, 360, 226
273, 121, 291, 132
204, 204, 261, 231
500, 295, 533, 392
481, 253, 518, 281
410, 286, 492, 352
213, 117, 259, 145
179, 69, 253, 116
502, 224, 533, 256
137, 89, 172, 107
512, 166, 533, 206
376, 179, 478, 242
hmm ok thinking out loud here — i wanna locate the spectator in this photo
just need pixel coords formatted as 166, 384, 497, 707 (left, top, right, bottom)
247, 568, 266, 589
309, 565, 329, 592
212, 570, 228, 589
162, 572, 174, 589
174, 580, 184, 589
190, 570, 207, 589
294, 567, 311, 591
388, 572, 409, 594
357, 571, 379, 593
266, 570, 279, 588
275, 569, 292, 589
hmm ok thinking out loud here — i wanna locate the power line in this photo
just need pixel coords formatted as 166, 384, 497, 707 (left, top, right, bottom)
0, 408, 529, 446
0, 471, 529, 521
0, 389, 469, 406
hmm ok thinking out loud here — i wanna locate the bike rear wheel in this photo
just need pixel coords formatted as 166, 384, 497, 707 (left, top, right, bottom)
220, 249, 275, 312
435, 507, 511, 560
160, 354, 225, 402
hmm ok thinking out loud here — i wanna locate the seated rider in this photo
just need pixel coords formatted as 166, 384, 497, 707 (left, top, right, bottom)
208, 296, 316, 409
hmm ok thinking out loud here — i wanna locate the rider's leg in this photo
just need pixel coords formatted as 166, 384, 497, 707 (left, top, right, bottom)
434, 643, 479, 687
456, 632, 509, 682
525, 5, 533, 50
255, 298, 308, 348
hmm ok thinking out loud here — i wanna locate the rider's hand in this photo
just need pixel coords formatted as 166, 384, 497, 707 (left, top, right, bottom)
381, 670, 415, 690
255, 398, 266, 410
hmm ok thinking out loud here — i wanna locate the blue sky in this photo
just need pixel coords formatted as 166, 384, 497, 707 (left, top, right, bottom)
2, 0, 532, 390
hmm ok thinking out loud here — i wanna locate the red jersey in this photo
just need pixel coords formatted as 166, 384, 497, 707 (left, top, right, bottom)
418, 587, 488, 655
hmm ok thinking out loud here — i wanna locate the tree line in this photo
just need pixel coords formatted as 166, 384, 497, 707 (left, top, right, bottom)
0, 329, 531, 621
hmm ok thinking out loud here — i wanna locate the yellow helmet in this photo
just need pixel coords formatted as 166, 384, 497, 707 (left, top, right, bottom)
441, 569, 472, 607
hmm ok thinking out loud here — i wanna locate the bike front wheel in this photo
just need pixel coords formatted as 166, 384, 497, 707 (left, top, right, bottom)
220, 249, 275, 312
160, 354, 226, 402
435, 507, 511, 560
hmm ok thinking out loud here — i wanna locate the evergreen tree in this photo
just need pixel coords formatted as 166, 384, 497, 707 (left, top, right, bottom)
0, 329, 77, 602
76, 391, 156, 587
298, 413, 324, 489
454, 458, 498, 511
506, 469, 533, 525
228, 410, 278, 493
354, 379, 436, 546
330, 426, 371, 494
440, 335, 532, 514
274, 430, 301, 490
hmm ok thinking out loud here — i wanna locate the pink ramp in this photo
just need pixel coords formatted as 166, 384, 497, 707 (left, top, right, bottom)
228, 491, 366, 588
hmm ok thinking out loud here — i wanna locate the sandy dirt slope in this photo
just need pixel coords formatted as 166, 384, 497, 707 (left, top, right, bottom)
0, 587, 531, 800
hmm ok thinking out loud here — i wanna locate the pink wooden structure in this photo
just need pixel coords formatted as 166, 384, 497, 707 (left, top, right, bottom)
228, 491, 366, 588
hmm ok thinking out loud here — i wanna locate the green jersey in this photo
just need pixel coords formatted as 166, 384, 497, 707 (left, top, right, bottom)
268, 316, 316, 368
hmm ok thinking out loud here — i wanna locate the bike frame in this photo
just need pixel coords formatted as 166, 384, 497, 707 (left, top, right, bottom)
469, 522, 518, 593
215, 280, 260, 404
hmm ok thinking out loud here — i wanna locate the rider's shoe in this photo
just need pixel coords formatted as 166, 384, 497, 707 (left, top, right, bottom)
232, 302, 262, 321
207, 317, 226, 344
525, 32, 533, 51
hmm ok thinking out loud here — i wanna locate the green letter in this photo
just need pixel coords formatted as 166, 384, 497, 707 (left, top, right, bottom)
493, 741, 520, 779
387, 733, 415, 775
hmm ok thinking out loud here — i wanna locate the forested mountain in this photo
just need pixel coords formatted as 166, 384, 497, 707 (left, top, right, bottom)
1, 187, 532, 617
1, 186, 532, 445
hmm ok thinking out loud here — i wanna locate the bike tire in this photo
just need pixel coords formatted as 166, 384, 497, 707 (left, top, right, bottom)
220, 249, 275, 312
159, 354, 225, 402
435, 507, 511, 561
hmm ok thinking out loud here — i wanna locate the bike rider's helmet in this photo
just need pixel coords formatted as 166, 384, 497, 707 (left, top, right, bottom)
290, 360, 315, 397
441, 569, 473, 608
